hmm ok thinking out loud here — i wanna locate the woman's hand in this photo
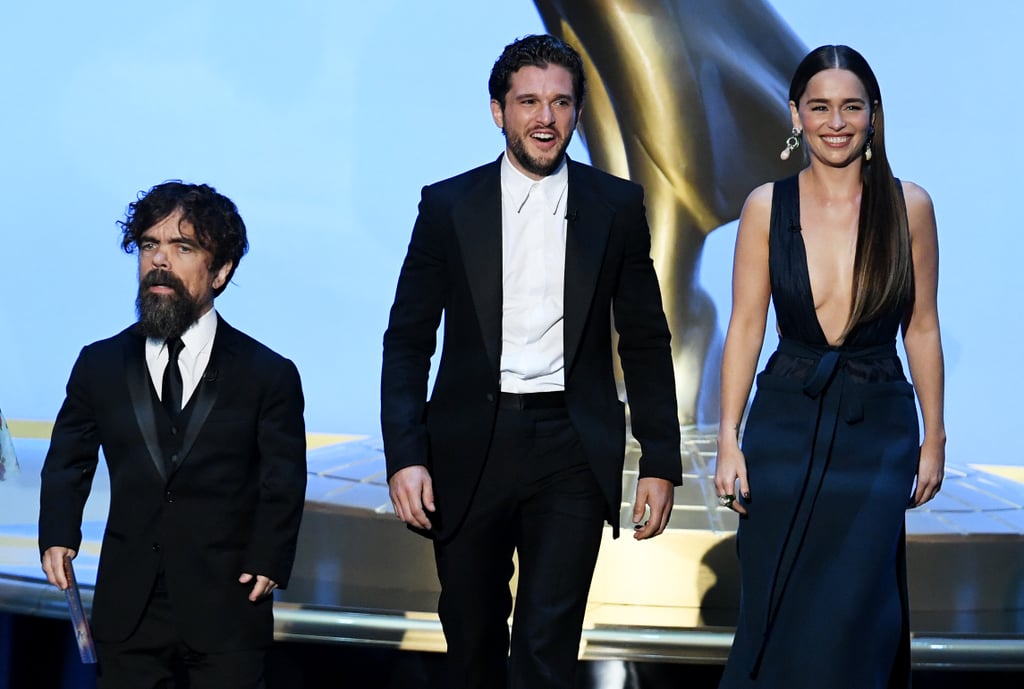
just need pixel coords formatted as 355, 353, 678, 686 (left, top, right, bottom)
909, 439, 945, 507
714, 442, 750, 515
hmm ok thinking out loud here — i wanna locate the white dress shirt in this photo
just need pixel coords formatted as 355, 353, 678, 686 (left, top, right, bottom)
499, 153, 569, 393
145, 308, 219, 406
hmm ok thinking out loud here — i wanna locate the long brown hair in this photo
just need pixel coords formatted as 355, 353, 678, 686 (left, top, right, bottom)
789, 45, 913, 333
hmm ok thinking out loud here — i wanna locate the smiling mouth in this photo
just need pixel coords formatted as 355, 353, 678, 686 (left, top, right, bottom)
822, 135, 852, 146
531, 131, 555, 143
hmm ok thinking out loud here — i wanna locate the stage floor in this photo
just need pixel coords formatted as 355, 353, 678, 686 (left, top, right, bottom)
2, 422, 1023, 670
5, 612, 1023, 689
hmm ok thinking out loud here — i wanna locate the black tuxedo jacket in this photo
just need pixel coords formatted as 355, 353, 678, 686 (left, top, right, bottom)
39, 316, 306, 652
381, 156, 681, 540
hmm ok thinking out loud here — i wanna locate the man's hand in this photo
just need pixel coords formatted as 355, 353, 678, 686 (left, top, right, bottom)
388, 465, 435, 530
41, 546, 77, 591
632, 477, 674, 540
239, 572, 277, 602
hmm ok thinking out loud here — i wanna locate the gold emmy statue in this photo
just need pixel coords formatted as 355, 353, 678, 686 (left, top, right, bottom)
535, 0, 806, 425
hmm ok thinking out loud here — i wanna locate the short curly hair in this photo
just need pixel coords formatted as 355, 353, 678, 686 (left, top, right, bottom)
119, 181, 248, 297
488, 34, 585, 112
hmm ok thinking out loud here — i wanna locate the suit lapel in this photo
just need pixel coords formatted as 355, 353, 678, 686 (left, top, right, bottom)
453, 158, 503, 367
124, 328, 168, 482
452, 157, 613, 372
563, 161, 612, 372
126, 318, 230, 480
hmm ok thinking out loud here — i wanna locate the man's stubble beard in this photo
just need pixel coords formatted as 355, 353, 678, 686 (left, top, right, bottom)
505, 129, 572, 178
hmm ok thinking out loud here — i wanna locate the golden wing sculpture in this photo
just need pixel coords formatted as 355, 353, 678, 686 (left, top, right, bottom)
535, 0, 806, 424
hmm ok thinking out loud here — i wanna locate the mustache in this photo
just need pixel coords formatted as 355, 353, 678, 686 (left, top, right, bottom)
141, 269, 187, 296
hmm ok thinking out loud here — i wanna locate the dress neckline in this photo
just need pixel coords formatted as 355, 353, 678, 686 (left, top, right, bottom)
790, 176, 853, 348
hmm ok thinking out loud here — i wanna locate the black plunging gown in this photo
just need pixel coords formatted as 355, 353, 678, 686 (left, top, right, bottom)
718, 175, 918, 689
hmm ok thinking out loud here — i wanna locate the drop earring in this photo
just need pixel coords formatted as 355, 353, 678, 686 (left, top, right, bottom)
864, 125, 875, 161
780, 127, 801, 161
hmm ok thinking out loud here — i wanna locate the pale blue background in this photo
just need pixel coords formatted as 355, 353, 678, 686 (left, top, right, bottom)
0, 1, 1020, 469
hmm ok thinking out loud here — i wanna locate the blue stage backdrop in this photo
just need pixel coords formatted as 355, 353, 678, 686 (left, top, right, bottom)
0, 0, 1021, 472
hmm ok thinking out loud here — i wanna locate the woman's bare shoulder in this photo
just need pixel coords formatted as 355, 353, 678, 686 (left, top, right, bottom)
739, 182, 775, 223
900, 179, 935, 213
899, 179, 938, 237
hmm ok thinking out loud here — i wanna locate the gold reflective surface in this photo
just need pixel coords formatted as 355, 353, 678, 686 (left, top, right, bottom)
535, 0, 806, 423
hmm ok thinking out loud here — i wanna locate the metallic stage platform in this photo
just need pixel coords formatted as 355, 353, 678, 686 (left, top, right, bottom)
2, 425, 1023, 670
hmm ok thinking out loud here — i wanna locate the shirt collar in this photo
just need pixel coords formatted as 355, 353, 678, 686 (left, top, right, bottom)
500, 152, 569, 216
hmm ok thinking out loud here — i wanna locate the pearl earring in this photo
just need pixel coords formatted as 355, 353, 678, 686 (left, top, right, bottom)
864, 125, 875, 161
780, 127, 802, 161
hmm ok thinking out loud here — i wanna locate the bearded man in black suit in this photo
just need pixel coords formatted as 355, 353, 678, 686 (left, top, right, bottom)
381, 35, 681, 689
39, 182, 307, 689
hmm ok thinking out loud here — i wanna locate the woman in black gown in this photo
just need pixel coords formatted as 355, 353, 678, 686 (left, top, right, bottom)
714, 45, 946, 688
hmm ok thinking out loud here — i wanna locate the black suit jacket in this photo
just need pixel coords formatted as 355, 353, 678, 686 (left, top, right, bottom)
381, 156, 681, 540
39, 316, 306, 652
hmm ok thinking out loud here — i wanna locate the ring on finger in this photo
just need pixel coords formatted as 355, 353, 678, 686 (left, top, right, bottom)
717, 494, 736, 507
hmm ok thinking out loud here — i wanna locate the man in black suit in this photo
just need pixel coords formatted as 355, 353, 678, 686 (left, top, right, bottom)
39, 182, 307, 689
382, 35, 681, 689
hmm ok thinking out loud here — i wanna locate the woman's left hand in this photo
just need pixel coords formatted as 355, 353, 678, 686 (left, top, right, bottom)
910, 440, 945, 507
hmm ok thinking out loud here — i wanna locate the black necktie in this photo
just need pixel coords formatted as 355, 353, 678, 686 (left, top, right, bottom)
162, 337, 185, 417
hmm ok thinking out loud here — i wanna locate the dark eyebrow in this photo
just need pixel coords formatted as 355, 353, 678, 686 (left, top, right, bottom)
806, 96, 866, 105
138, 232, 199, 248
515, 92, 575, 103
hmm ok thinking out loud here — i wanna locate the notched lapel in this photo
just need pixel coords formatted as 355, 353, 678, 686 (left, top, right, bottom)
124, 335, 167, 482
453, 163, 503, 367
563, 164, 613, 371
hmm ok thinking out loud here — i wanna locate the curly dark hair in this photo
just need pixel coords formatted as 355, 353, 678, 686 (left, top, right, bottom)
488, 34, 585, 112
119, 181, 248, 297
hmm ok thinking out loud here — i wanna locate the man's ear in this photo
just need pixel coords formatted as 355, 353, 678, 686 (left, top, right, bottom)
212, 261, 233, 291
490, 99, 504, 132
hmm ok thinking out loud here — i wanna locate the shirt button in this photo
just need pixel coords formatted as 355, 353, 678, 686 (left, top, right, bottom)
152, 543, 161, 552
170, 426, 178, 435
170, 453, 178, 464
165, 491, 174, 503
486, 393, 495, 402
